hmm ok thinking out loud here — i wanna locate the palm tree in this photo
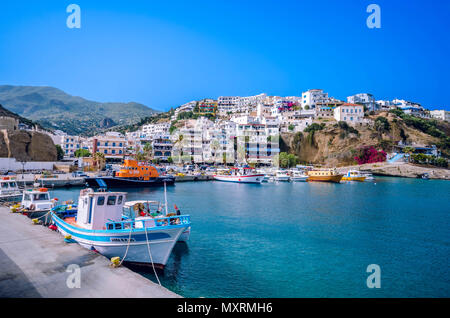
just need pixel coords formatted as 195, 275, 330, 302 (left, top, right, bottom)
143, 142, 153, 161
173, 134, 184, 163
93, 152, 106, 170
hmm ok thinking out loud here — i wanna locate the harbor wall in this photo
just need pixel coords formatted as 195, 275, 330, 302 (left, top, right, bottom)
0, 158, 56, 172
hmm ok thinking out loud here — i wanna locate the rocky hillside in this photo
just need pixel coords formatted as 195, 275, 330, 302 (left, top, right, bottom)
282, 111, 450, 167
0, 85, 160, 136
0, 130, 57, 161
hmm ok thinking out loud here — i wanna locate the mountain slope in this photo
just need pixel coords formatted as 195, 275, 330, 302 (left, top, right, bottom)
0, 85, 160, 135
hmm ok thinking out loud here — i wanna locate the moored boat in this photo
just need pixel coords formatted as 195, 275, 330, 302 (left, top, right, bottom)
14, 187, 57, 219
0, 177, 22, 202
307, 169, 343, 183
85, 159, 175, 188
342, 170, 366, 182
274, 170, 290, 182
51, 188, 191, 268
213, 168, 264, 184
290, 170, 309, 182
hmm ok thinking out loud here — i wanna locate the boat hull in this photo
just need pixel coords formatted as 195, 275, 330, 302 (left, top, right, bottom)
85, 176, 175, 188
213, 175, 264, 184
291, 176, 309, 182
307, 174, 343, 183
342, 176, 366, 182
51, 213, 187, 267
275, 176, 290, 182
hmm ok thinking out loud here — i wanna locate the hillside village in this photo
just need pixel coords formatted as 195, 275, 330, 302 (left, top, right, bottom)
1, 89, 449, 171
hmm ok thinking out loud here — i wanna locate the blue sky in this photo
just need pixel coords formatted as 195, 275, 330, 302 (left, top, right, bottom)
0, 0, 449, 111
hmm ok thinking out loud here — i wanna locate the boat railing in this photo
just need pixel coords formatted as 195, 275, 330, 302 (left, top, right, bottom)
106, 215, 190, 230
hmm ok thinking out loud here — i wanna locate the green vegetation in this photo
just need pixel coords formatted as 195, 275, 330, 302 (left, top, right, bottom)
177, 111, 216, 121
304, 123, 325, 133
55, 144, 64, 160
390, 109, 450, 157
288, 124, 295, 131
374, 116, 390, 134
278, 152, 299, 168
74, 149, 91, 158
410, 153, 448, 168
0, 85, 160, 136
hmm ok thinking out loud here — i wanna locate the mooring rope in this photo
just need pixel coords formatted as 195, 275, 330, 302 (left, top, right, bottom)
144, 224, 161, 286
118, 223, 133, 267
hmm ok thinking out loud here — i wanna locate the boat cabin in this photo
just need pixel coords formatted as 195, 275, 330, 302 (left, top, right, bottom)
115, 159, 160, 180
76, 189, 127, 230
0, 177, 19, 195
21, 188, 53, 211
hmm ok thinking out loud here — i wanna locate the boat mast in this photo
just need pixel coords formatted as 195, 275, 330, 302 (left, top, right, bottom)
164, 181, 168, 215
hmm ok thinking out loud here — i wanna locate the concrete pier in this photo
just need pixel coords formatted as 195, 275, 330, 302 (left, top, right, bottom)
0, 207, 180, 298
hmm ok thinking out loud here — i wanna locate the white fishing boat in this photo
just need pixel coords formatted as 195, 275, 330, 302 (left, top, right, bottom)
290, 170, 309, 182
213, 168, 264, 184
14, 187, 57, 218
275, 170, 290, 182
0, 177, 22, 202
51, 188, 191, 268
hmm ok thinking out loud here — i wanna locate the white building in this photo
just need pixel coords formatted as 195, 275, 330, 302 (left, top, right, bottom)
333, 103, 364, 124
430, 110, 450, 122
142, 122, 170, 136
60, 135, 84, 157
301, 89, 330, 109
217, 96, 240, 115
347, 93, 377, 111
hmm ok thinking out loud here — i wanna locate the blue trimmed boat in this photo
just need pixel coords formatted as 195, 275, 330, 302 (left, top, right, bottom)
50, 188, 191, 268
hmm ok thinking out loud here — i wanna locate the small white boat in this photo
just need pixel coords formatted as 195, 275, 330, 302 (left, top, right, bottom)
290, 171, 309, 182
0, 177, 22, 202
15, 187, 57, 218
213, 168, 264, 184
51, 189, 191, 268
361, 172, 375, 181
275, 170, 290, 182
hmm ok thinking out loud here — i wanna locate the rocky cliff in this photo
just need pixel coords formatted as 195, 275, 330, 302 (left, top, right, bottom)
281, 111, 448, 167
0, 130, 57, 161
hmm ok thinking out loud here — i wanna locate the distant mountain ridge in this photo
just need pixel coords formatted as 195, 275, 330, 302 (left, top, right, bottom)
0, 85, 160, 136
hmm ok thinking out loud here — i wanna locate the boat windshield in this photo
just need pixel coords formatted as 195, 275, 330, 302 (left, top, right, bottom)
33, 193, 50, 201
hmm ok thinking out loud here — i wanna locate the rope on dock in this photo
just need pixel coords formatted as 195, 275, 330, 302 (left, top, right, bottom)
118, 225, 133, 267
144, 225, 161, 286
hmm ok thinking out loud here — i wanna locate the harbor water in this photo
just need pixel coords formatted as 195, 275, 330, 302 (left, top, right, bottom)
51, 177, 450, 298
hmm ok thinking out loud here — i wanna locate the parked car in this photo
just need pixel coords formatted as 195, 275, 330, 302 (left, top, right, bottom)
72, 171, 88, 178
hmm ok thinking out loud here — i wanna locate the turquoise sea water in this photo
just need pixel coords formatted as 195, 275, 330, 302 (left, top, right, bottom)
52, 177, 450, 298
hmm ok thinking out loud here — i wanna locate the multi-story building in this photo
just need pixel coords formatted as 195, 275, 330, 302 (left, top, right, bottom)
90, 132, 127, 160
172, 101, 197, 120
197, 99, 218, 114
60, 135, 84, 157
218, 96, 240, 115
430, 110, 450, 122
142, 122, 170, 136
301, 89, 331, 109
152, 135, 173, 160
333, 103, 365, 124
347, 93, 377, 111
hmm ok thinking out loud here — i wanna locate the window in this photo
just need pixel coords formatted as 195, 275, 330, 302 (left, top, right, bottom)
97, 196, 105, 205
107, 196, 117, 205
117, 195, 123, 204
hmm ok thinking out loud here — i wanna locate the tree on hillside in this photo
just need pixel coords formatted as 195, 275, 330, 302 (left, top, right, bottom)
55, 145, 64, 161
93, 152, 106, 170
74, 149, 91, 158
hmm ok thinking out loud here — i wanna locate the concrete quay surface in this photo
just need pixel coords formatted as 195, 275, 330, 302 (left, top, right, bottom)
0, 207, 180, 298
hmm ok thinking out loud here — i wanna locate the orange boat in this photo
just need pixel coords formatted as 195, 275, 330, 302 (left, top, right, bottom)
85, 159, 175, 188
306, 169, 343, 183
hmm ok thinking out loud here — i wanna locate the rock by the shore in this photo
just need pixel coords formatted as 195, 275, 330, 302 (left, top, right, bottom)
0, 130, 57, 161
